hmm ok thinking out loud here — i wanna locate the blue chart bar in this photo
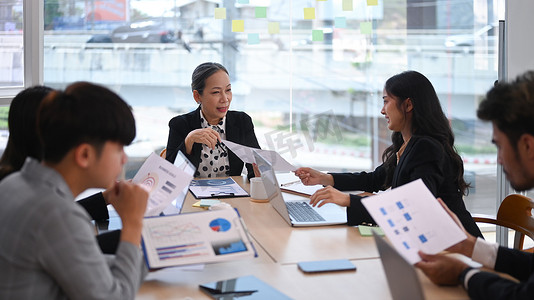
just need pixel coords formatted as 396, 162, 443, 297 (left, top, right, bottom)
157, 242, 206, 260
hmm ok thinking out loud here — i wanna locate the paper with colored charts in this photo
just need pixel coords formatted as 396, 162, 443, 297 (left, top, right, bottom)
132, 152, 193, 217
361, 179, 466, 264
141, 208, 256, 269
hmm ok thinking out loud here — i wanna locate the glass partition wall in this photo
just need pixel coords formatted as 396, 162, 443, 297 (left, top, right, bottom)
1, 0, 505, 221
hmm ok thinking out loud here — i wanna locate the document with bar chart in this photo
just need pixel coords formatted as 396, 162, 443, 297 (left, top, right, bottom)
141, 208, 256, 269
361, 179, 466, 264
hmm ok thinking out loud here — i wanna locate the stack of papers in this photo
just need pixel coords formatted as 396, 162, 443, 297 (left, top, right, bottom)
141, 208, 256, 269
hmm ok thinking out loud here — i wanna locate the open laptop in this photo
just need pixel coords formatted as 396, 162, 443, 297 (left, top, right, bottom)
253, 151, 347, 227
372, 230, 425, 300
161, 150, 196, 215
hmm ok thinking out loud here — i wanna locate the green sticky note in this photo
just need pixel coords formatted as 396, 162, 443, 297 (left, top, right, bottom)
342, 0, 353, 11
255, 7, 267, 18
312, 29, 324, 42
360, 21, 372, 34
232, 20, 244, 32
268, 22, 280, 34
304, 7, 315, 20
199, 199, 221, 207
248, 33, 260, 44
334, 17, 346, 28
237, 0, 249, 3
214, 7, 226, 19
367, 0, 378, 5
358, 225, 384, 236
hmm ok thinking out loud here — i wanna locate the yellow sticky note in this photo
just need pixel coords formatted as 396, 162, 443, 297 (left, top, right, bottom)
214, 7, 226, 19
360, 21, 372, 34
268, 22, 280, 34
232, 20, 244, 32
367, 0, 378, 5
342, 0, 353, 11
304, 7, 315, 20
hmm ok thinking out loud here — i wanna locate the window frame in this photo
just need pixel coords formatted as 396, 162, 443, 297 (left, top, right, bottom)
0, 0, 42, 105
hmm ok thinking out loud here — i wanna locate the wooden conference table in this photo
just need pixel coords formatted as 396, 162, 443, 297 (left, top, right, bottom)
130, 176, 468, 299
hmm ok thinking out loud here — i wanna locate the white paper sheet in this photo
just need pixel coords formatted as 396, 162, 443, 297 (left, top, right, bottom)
141, 207, 256, 269
222, 140, 296, 172
132, 152, 193, 217
361, 179, 467, 264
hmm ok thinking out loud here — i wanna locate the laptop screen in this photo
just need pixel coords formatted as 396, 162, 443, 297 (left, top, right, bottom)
161, 151, 196, 215
372, 231, 425, 300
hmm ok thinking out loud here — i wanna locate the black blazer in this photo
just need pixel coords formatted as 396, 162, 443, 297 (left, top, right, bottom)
77, 192, 120, 254
331, 135, 483, 238
165, 107, 260, 179
467, 246, 534, 299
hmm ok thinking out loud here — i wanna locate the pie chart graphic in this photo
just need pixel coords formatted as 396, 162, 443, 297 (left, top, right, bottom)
209, 218, 231, 232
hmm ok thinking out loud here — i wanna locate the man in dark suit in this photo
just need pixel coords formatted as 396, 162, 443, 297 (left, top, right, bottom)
416, 70, 534, 300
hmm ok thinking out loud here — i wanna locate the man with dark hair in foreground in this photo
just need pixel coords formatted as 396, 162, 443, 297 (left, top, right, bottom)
417, 71, 534, 300
0, 82, 149, 299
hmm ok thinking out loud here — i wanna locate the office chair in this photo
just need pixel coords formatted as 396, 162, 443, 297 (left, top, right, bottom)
473, 194, 534, 251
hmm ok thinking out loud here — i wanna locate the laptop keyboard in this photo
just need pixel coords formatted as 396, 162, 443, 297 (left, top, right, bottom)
286, 201, 325, 222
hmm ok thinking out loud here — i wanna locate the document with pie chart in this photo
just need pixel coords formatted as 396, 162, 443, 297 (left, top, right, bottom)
141, 207, 256, 269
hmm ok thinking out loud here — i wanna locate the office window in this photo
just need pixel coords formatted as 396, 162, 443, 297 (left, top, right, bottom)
0, 0, 22, 89
37, 0, 503, 216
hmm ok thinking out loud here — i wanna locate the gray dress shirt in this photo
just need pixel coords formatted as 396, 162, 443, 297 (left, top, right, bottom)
0, 158, 147, 299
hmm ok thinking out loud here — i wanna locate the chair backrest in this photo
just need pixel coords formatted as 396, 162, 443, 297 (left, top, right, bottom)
159, 148, 167, 159
497, 194, 534, 250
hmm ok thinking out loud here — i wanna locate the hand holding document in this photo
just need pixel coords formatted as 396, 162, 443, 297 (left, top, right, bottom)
132, 152, 193, 216
222, 140, 296, 172
361, 179, 466, 264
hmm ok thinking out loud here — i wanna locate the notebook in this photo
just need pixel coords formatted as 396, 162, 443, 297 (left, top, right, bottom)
253, 151, 347, 227
372, 231, 425, 300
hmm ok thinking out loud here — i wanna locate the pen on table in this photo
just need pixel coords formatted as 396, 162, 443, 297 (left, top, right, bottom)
281, 180, 301, 187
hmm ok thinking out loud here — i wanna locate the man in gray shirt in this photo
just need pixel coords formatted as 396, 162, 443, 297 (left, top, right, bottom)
0, 82, 149, 299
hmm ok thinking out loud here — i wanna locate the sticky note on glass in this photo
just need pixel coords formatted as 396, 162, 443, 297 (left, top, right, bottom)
237, 0, 249, 3
335, 17, 346, 28
268, 22, 280, 34
255, 7, 267, 18
342, 0, 353, 11
214, 7, 226, 19
232, 20, 244, 32
360, 21, 372, 34
312, 29, 324, 42
304, 7, 315, 20
367, 0, 378, 5
248, 33, 260, 45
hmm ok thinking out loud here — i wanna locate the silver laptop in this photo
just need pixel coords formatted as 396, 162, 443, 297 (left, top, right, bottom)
253, 151, 347, 227
161, 150, 196, 215
372, 231, 425, 300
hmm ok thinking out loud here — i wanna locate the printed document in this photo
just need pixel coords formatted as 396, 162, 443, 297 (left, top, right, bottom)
222, 140, 296, 172
141, 208, 256, 269
132, 152, 193, 216
361, 179, 466, 264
